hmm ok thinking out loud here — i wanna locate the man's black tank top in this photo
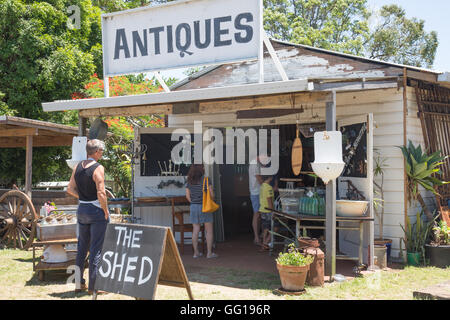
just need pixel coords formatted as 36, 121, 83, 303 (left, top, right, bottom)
74, 161, 100, 201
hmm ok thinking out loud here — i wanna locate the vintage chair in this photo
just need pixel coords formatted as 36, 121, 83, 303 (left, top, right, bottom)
170, 196, 205, 255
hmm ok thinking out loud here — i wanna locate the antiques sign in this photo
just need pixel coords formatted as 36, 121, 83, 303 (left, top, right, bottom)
102, 0, 262, 76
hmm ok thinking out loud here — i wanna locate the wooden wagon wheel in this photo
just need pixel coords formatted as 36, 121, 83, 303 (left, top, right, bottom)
0, 190, 37, 250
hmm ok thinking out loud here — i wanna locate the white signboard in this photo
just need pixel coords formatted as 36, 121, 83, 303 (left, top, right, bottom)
102, 0, 262, 77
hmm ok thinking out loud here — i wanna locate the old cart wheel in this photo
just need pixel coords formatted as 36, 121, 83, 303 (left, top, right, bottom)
0, 190, 37, 250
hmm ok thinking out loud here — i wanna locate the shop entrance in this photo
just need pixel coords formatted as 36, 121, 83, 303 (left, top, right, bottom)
218, 123, 326, 241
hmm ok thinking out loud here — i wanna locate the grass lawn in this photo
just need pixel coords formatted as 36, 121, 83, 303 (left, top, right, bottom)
0, 248, 449, 300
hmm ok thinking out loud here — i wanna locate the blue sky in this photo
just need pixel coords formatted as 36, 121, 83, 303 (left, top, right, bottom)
160, 0, 449, 81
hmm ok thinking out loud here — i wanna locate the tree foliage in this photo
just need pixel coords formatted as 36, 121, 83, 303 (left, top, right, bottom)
77, 74, 169, 197
366, 5, 438, 68
0, 0, 103, 187
263, 0, 438, 68
0, 0, 440, 188
264, 0, 370, 56
0, 0, 102, 121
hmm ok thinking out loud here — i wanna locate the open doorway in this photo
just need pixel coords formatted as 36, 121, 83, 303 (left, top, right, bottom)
217, 123, 327, 242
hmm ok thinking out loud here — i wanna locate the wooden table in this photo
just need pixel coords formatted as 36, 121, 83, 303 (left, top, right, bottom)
32, 238, 83, 281
268, 208, 374, 265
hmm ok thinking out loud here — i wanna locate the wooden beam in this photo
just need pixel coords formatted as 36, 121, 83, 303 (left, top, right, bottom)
0, 136, 74, 148
236, 108, 304, 119
406, 69, 438, 84
313, 80, 398, 92
403, 68, 408, 264
25, 135, 33, 198
0, 116, 78, 135
199, 91, 332, 113
0, 128, 38, 137
79, 104, 173, 117
172, 102, 198, 114
79, 114, 87, 137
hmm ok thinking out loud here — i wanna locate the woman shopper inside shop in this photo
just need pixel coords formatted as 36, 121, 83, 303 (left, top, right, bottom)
186, 164, 219, 259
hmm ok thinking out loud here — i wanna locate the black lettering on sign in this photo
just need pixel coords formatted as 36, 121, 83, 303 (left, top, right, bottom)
176, 23, 193, 58
114, 28, 130, 59
194, 19, 211, 49
95, 223, 193, 300
234, 12, 253, 43
111, 12, 255, 60
149, 26, 164, 55
214, 16, 232, 47
166, 25, 174, 53
132, 30, 148, 57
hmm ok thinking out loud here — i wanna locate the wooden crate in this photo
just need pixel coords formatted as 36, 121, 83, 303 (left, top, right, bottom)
36, 223, 77, 241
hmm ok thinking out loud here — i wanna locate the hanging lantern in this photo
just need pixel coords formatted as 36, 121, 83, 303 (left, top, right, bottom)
311, 131, 345, 184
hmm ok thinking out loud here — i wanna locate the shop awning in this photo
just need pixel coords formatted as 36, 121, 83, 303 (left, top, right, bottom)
42, 79, 313, 116
0, 116, 79, 148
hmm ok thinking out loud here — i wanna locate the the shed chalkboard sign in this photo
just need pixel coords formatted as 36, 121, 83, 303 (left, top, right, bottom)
94, 223, 193, 300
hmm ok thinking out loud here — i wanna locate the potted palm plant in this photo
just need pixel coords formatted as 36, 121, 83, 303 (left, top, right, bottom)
399, 140, 448, 221
425, 218, 450, 268
276, 243, 314, 291
373, 151, 392, 261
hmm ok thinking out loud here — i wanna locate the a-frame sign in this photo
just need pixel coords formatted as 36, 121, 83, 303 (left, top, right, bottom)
94, 223, 193, 300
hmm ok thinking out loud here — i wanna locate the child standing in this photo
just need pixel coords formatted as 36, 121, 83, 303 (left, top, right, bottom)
259, 175, 274, 251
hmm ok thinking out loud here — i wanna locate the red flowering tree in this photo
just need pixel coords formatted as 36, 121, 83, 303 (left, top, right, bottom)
72, 73, 175, 197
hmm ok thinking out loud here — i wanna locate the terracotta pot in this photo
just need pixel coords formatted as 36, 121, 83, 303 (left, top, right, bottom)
276, 263, 310, 291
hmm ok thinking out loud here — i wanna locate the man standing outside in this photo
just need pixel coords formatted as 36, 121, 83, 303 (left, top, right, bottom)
67, 139, 109, 294
249, 156, 263, 245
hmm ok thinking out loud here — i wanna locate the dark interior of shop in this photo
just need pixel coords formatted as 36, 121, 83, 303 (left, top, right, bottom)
219, 124, 327, 241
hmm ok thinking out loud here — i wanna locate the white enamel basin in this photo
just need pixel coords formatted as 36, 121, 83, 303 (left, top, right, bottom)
336, 200, 369, 217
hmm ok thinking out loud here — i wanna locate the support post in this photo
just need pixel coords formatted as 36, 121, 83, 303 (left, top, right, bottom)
25, 135, 33, 198
325, 91, 337, 279
155, 71, 171, 92
104, 76, 109, 98
262, 33, 288, 82
367, 113, 375, 269
78, 113, 87, 137
258, 0, 264, 83
402, 68, 408, 264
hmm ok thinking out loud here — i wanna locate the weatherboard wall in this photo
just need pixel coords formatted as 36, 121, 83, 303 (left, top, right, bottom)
168, 87, 414, 261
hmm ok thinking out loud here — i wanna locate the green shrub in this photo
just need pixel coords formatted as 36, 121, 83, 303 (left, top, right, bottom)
276, 243, 314, 267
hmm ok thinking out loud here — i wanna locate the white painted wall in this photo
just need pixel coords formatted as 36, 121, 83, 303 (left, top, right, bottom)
166, 87, 437, 260
168, 88, 408, 260
133, 167, 191, 242
403, 87, 437, 246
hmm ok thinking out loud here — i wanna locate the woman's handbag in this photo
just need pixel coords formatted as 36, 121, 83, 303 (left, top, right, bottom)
202, 177, 219, 213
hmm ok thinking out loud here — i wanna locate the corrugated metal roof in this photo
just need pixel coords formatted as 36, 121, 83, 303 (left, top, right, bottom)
270, 38, 443, 74
170, 38, 443, 90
